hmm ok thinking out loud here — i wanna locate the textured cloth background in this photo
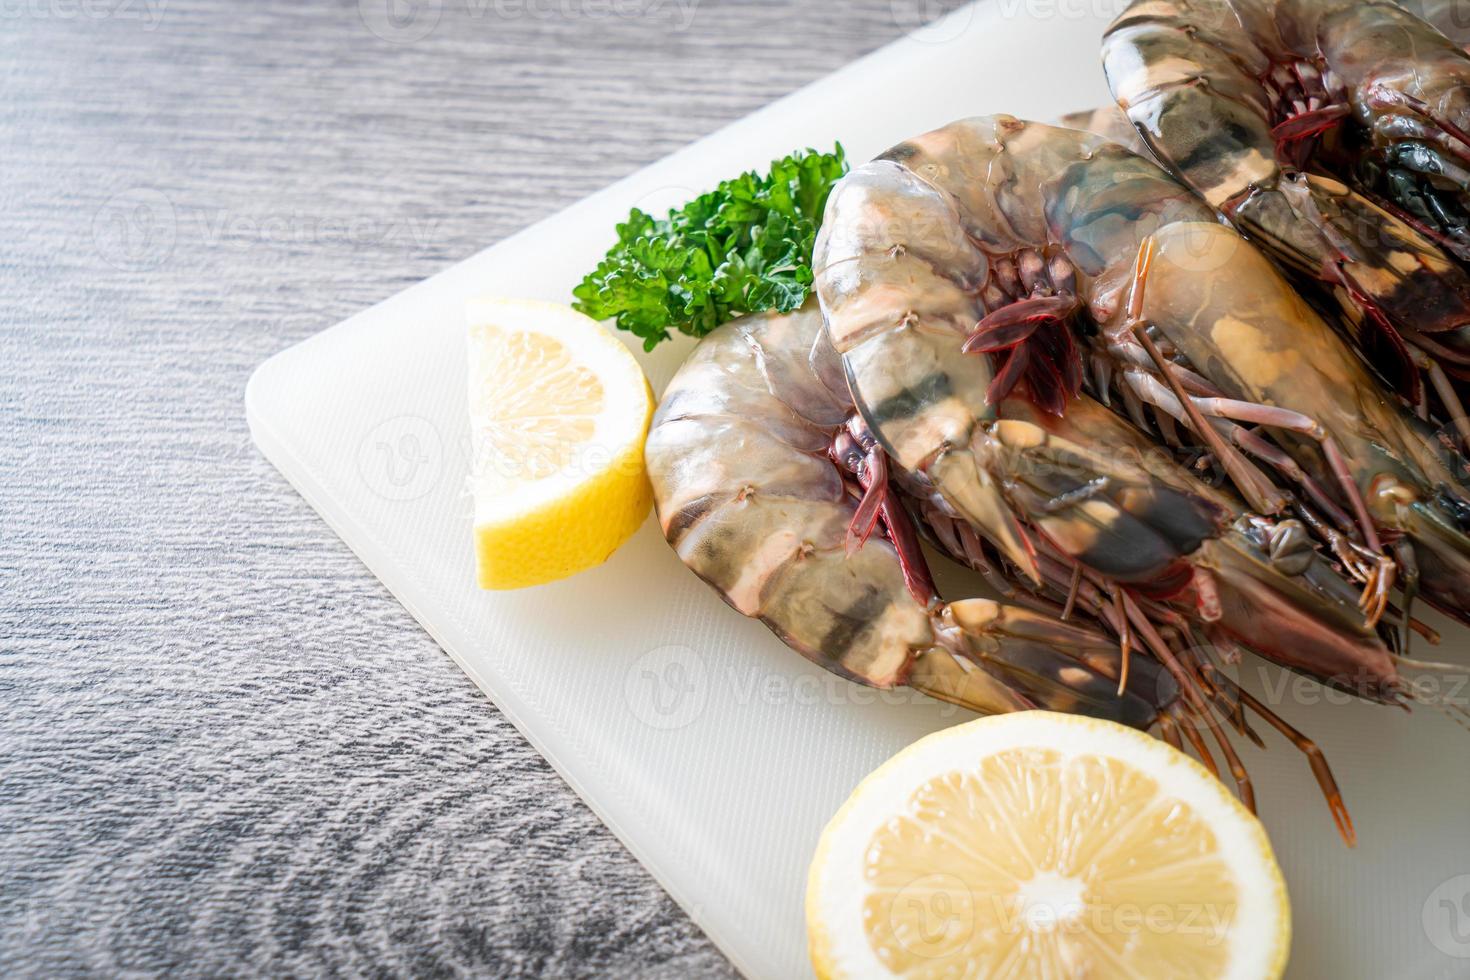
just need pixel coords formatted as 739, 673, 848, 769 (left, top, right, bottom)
0, 0, 955, 974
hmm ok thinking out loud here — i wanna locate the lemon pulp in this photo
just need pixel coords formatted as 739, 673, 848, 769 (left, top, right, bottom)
472, 326, 605, 488
808, 713, 1289, 980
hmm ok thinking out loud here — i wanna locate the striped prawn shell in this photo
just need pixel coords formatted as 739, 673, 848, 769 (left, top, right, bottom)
1102, 0, 1470, 339
813, 115, 1213, 581
646, 305, 937, 691
812, 114, 1407, 699
645, 305, 1177, 726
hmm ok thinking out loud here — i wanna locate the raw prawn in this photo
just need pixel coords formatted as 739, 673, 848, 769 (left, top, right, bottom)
644, 303, 1174, 726
1103, 0, 1470, 404
647, 302, 1357, 839
819, 115, 1470, 631
812, 116, 1408, 703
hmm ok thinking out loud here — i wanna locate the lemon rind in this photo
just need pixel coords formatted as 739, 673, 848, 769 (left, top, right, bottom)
806, 712, 1290, 980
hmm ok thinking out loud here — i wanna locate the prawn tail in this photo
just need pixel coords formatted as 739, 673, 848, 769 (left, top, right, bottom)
916, 598, 1176, 730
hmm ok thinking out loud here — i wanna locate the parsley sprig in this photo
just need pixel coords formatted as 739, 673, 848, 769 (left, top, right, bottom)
572, 145, 848, 350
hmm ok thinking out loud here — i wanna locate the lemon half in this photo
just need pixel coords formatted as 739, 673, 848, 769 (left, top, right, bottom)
467, 298, 653, 590
807, 712, 1289, 979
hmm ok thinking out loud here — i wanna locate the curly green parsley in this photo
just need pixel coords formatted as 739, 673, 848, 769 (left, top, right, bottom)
572, 145, 848, 350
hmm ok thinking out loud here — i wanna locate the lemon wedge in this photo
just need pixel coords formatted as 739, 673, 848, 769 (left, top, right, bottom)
467, 298, 653, 590
807, 712, 1289, 980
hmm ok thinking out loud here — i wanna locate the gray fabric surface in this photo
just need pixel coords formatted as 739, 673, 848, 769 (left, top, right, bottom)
0, 1, 940, 974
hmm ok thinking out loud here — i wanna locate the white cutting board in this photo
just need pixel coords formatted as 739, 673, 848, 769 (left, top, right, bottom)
246, 4, 1470, 977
